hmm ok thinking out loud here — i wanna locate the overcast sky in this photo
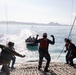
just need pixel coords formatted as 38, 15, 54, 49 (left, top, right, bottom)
0, 0, 76, 24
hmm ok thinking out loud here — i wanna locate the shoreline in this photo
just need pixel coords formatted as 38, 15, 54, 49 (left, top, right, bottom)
1, 62, 76, 75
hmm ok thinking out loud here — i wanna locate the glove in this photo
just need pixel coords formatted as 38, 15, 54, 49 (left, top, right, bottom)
50, 35, 54, 37
21, 55, 25, 58
36, 34, 39, 37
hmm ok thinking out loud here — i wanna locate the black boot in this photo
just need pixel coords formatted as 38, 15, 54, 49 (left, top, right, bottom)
44, 68, 49, 72
38, 66, 42, 70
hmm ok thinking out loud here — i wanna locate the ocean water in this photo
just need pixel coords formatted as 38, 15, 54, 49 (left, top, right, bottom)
0, 24, 76, 64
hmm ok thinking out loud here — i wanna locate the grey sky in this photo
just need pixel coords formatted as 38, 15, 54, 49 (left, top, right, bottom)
0, 0, 76, 24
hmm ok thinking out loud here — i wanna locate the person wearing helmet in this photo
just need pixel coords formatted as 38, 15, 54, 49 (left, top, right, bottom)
35, 33, 55, 72
65, 39, 76, 67
0, 41, 25, 75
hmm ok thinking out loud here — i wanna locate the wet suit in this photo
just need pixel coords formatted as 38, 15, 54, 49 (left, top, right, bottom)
11, 55, 16, 69
0, 45, 12, 64
68, 43, 76, 66
0, 44, 25, 75
35, 35, 55, 71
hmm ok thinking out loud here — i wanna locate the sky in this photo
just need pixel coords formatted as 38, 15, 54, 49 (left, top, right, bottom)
0, 0, 76, 25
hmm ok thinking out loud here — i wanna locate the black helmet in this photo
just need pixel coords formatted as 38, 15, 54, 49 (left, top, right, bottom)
64, 38, 68, 42
8, 42, 14, 47
65, 38, 71, 43
43, 33, 47, 38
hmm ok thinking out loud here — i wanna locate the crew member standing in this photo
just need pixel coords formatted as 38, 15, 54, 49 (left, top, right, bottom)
0, 42, 25, 75
35, 33, 55, 72
65, 39, 76, 66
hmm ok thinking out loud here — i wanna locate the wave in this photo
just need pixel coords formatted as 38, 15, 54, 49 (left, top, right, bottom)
0, 26, 68, 64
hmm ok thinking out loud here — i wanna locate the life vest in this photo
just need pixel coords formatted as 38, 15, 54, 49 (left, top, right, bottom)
39, 38, 48, 49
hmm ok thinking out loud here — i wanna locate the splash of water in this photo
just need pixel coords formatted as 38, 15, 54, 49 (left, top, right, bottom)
0, 29, 39, 64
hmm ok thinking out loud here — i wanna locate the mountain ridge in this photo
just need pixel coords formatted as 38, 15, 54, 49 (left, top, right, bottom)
0, 21, 68, 25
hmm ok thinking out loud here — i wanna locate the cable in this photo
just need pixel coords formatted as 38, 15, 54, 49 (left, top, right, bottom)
56, 0, 75, 60
4, 0, 8, 35
56, 16, 76, 60
4, 0, 9, 44
68, 16, 76, 39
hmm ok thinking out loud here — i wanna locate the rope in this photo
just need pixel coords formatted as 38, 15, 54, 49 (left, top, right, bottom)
4, 0, 9, 44
56, 0, 75, 60
56, 16, 76, 60
4, 0, 8, 35
68, 16, 76, 38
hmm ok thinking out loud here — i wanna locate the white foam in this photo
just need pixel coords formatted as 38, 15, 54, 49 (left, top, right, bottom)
0, 29, 38, 64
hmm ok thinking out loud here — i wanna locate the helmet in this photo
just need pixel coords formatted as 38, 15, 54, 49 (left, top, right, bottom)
43, 33, 47, 38
65, 38, 71, 43
8, 42, 14, 47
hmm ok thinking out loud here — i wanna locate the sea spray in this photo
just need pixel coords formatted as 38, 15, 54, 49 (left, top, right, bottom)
0, 29, 39, 64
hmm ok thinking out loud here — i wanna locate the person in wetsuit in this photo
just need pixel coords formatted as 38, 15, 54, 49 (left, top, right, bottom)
0, 41, 25, 75
35, 33, 55, 72
65, 39, 76, 66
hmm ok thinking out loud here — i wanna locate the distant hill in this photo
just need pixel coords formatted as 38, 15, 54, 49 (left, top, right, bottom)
0, 21, 45, 25
48, 22, 61, 25
0, 21, 67, 25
